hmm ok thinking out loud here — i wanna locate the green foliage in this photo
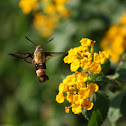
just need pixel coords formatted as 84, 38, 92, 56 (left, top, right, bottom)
108, 90, 126, 125
101, 59, 111, 75
88, 72, 110, 85
82, 91, 110, 126
117, 62, 126, 81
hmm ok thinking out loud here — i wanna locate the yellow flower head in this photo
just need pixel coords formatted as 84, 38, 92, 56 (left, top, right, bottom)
65, 106, 70, 113
76, 72, 88, 83
87, 83, 99, 93
80, 38, 91, 47
71, 104, 82, 114
120, 13, 126, 25
78, 87, 91, 99
82, 99, 94, 110
76, 82, 86, 90
58, 83, 68, 93
72, 94, 83, 105
34, 13, 59, 37
81, 58, 92, 70
56, 93, 65, 103
66, 92, 74, 103
60, 10, 70, 18
63, 75, 76, 84
94, 51, 110, 64
70, 59, 80, 72
102, 51, 110, 59
19, 0, 70, 37
101, 13, 126, 63
44, 4, 56, 14
90, 62, 102, 74
19, 0, 38, 14
64, 54, 77, 64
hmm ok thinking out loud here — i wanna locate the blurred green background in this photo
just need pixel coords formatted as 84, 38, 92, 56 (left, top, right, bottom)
0, 0, 126, 126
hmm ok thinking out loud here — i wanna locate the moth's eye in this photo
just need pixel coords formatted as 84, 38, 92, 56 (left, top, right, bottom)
35, 64, 39, 69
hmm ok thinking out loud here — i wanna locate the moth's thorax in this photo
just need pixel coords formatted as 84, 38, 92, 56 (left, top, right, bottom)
33, 45, 45, 64
34, 45, 42, 53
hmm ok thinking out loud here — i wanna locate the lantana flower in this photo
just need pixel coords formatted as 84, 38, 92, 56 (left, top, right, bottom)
56, 38, 110, 114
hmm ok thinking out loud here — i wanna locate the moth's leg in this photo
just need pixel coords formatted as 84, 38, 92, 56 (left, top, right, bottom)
24, 59, 31, 64
24, 55, 33, 64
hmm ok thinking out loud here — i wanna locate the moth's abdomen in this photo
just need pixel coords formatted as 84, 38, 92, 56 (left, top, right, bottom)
35, 63, 49, 83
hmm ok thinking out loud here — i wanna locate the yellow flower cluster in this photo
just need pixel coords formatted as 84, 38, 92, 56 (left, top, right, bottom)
56, 38, 110, 114
19, 0, 70, 37
19, 0, 38, 14
33, 13, 59, 37
101, 13, 126, 63
64, 38, 110, 73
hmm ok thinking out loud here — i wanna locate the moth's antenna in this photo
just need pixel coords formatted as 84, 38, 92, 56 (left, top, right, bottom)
25, 36, 37, 46
42, 37, 54, 47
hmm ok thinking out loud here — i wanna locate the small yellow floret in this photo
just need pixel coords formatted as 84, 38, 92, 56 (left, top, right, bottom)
34, 13, 59, 37
80, 38, 91, 47
102, 51, 110, 59
82, 99, 94, 110
56, 93, 65, 103
71, 104, 82, 114
94, 51, 110, 64
19, 0, 38, 14
66, 92, 74, 103
63, 75, 76, 84
58, 83, 68, 93
87, 83, 99, 93
78, 87, 91, 99
61, 10, 70, 18
77, 72, 88, 83
90, 62, 102, 74
72, 94, 83, 105
65, 106, 70, 113
120, 13, 126, 25
44, 4, 56, 14
81, 58, 91, 70
63, 55, 77, 64
70, 59, 80, 72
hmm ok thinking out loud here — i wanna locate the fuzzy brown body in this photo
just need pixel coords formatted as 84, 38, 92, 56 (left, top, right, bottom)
32, 45, 49, 83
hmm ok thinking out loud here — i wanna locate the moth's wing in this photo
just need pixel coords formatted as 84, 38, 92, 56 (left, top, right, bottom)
45, 52, 65, 60
9, 53, 34, 63
9, 53, 33, 59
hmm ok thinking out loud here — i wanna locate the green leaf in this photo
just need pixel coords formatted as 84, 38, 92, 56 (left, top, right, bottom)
121, 53, 126, 62
88, 73, 109, 85
108, 90, 126, 125
95, 75, 109, 85
120, 92, 126, 115
88, 109, 103, 126
116, 62, 126, 81
101, 59, 111, 75
108, 108, 122, 126
82, 90, 110, 126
